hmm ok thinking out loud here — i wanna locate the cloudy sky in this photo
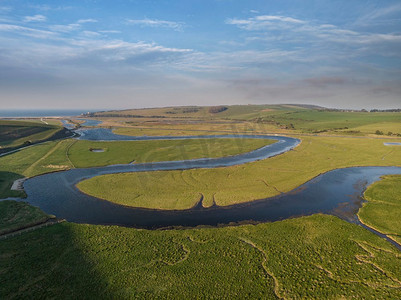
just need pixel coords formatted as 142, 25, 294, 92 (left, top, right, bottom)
1, 0, 400, 110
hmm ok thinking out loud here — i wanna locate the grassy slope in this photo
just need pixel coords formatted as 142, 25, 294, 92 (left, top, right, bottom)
359, 175, 401, 244
78, 135, 401, 210
0, 120, 62, 149
1, 214, 401, 299
0, 138, 272, 198
0, 201, 50, 235
252, 110, 401, 133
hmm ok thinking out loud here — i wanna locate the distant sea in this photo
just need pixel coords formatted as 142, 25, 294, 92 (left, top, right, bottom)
0, 109, 91, 118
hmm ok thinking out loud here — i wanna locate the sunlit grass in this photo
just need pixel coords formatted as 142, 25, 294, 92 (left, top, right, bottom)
359, 175, 401, 244
78, 135, 401, 210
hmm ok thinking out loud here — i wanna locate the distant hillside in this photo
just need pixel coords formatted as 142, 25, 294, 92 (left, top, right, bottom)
85, 104, 401, 136
0, 120, 69, 153
85, 104, 326, 120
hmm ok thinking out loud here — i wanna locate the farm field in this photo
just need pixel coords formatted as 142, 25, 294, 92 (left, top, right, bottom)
78, 135, 401, 210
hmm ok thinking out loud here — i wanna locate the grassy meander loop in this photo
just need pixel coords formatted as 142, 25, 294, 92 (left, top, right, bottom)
1, 214, 401, 299
77, 135, 401, 210
0, 138, 273, 198
359, 175, 401, 245
68, 138, 274, 167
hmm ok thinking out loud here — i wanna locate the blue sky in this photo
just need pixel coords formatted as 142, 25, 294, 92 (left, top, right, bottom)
0, 0, 400, 109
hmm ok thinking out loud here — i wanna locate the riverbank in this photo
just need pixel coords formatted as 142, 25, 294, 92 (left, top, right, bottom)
358, 175, 401, 246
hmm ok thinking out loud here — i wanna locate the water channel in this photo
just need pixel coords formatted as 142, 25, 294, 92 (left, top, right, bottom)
20, 126, 401, 239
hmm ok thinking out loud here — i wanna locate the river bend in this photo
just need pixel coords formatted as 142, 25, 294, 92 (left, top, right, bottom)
21, 128, 401, 231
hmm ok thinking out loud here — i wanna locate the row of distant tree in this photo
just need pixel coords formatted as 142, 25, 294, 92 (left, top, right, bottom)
87, 114, 167, 118
320, 108, 401, 112
369, 109, 401, 112
375, 130, 401, 136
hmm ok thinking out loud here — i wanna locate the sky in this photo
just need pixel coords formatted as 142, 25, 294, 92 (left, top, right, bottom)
0, 0, 400, 110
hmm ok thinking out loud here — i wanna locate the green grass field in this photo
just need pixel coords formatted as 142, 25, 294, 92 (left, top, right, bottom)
78, 135, 401, 210
1, 214, 400, 299
359, 175, 401, 245
0, 201, 50, 235
0, 138, 272, 198
68, 138, 273, 167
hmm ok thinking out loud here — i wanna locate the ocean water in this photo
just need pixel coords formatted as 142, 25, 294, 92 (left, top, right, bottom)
0, 109, 91, 117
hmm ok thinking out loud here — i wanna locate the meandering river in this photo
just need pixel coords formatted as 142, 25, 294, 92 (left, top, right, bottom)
19, 126, 401, 236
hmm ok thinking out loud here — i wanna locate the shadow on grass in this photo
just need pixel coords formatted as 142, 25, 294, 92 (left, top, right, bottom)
0, 223, 116, 299
2, 214, 401, 299
0, 221, 279, 299
0, 171, 25, 199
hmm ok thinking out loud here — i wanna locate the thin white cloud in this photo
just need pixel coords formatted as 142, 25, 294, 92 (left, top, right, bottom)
227, 14, 401, 50
81, 31, 101, 38
0, 28, 193, 71
254, 15, 305, 24
23, 14, 47, 22
50, 23, 81, 32
127, 18, 184, 31
28, 4, 73, 11
99, 30, 121, 34
226, 15, 305, 31
0, 6, 12, 12
47, 19, 96, 34
0, 24, 57, 39
362, 3, 401, 20
77, 19, 98, 24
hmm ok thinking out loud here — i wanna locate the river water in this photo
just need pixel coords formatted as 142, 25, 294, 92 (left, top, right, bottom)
20, 126, 401, 231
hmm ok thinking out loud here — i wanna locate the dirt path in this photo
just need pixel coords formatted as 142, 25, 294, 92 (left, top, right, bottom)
23, 140, 64, 176
65, 139, 78, 168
